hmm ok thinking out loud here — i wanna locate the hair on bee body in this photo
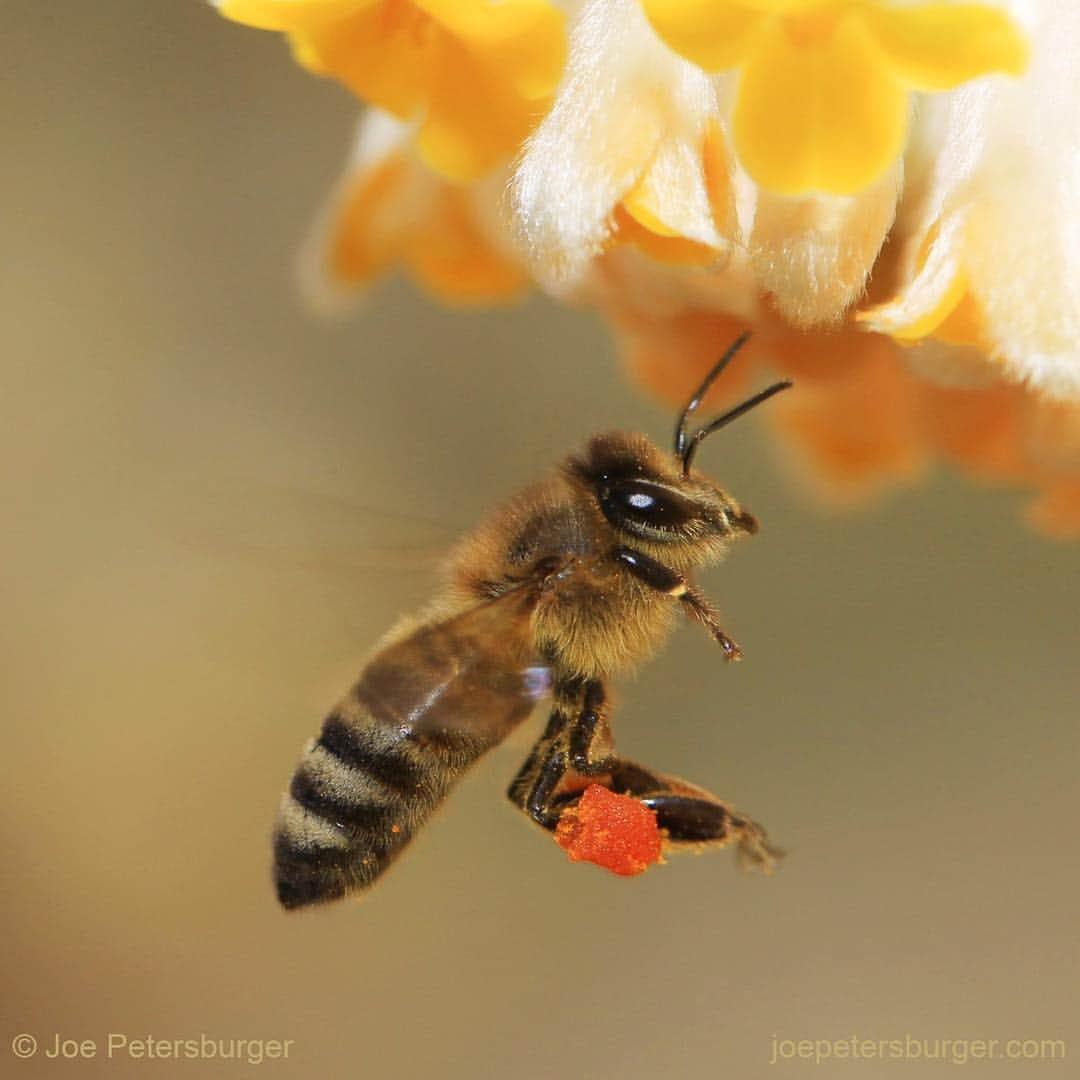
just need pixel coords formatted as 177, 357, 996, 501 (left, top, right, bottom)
273, 336, 791, 909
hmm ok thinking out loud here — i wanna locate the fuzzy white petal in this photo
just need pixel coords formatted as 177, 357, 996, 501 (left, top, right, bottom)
512, 0, 722, 284
863, 209, 968, 337
298, 111, 425, 317
875, 0, 1080, 398
963, 0, 1080, 398
749, 162, 902, 327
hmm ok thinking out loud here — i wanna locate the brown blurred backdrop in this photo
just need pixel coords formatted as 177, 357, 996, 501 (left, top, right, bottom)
3, 4, 1077, 1078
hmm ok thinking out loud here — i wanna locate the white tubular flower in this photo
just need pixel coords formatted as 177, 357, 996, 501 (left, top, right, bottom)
513, 0, 733, 286
218, 0, 1080, 535
861, 0, 1080, 400
747, 164, 903, 327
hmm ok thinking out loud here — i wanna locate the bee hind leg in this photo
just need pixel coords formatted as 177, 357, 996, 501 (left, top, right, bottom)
603, 761, 780, 870
644, 794, 780, 871
508, 679, 781, 872
510, 738, 780, 873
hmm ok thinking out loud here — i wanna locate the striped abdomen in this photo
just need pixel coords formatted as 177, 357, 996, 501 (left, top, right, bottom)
274, 593, 542, 909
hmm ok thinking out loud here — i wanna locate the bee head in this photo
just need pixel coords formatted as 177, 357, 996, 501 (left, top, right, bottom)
569, 431, 754, 564
567, 335, 791, 564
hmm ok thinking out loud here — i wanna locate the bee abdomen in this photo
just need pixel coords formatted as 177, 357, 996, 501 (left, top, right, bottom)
273, 704, 462, 910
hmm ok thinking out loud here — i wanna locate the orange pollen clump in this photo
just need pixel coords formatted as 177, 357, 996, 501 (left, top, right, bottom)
554, 784, 663, 876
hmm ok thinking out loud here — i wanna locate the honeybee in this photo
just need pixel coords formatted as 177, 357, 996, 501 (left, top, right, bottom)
274, 335, 790, 909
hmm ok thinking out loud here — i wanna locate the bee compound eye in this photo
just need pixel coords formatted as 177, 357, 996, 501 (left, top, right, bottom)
600, 478, 698, 533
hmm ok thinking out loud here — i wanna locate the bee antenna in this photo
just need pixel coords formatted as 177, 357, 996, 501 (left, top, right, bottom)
680, 379, 793, 476
674, 332, 752, 461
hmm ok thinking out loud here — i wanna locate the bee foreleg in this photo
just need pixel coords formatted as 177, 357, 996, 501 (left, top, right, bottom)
678, 585, 743, 662
612, 547, 742, 661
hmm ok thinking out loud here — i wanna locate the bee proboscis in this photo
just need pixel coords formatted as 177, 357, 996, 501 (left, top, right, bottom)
274, 335, 789, 909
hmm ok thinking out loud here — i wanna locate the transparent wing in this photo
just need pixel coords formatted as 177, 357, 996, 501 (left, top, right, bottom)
139, 461, 461, 621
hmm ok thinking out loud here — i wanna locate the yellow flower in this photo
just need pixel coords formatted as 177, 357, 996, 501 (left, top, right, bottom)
216, 0, 1080, 535
513, 0, 905, 327
513, 0, 736, 282
215, 0, 567, 180
640, 0, 1028, 194
301, 111, 529, 308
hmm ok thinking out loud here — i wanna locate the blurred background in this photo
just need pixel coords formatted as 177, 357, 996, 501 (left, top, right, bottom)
3, 4, 1076, 1077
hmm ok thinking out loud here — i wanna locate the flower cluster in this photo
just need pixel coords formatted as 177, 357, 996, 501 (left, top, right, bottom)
216, 0, 1080, 535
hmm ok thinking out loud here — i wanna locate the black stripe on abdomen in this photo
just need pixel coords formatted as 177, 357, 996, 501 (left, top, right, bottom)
288, 764, 395, 836
273, 706, 461, 909
316, 710, 428, 800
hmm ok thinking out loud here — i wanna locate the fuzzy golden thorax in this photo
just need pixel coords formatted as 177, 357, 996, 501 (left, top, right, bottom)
443, 431, 756, 680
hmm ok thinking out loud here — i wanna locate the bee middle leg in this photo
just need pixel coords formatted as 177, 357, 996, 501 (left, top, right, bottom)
507, 678, 615, 830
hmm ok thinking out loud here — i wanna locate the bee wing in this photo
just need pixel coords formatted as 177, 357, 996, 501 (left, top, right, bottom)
438, 585, 554, 701
140, 462, 460, 627
370, 584, 555, 744
141, 459, 555, 705
188, 478, 450, 568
